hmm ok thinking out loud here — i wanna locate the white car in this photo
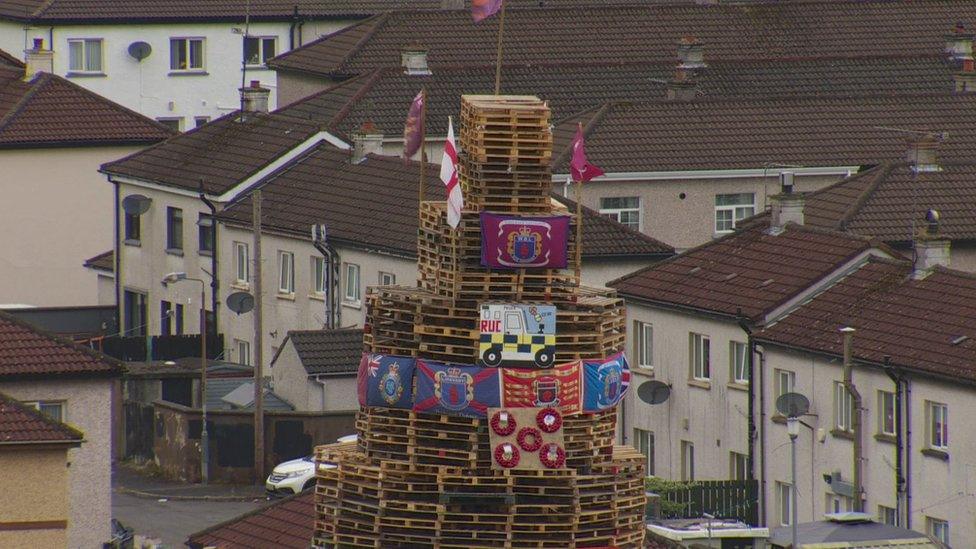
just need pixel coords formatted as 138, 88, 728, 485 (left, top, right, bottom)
265, 434, 355, 497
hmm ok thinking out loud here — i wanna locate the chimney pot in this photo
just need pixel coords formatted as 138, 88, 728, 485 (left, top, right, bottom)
23, 38, 53, 81
32, 38, 43, 50
401, 46, 431, 76
913, 209, 950, 279
351, 122, 384, 164
770, 183, 805, 231
945, 23, 974, 64
239, 81, 270, 114
780, 171, 795, 194
250, 80, 260, 88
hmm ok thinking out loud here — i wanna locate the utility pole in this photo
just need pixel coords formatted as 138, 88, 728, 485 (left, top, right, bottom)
252, 189, 265, 483
842, 327, 863, 512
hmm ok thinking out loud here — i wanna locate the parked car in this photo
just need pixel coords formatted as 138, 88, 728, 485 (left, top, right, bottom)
265, 434, 355, 497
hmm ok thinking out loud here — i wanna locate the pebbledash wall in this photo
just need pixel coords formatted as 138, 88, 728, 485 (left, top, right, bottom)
0, 449, 71, 548
0, 378, 114, 548
270, 340, 359, 412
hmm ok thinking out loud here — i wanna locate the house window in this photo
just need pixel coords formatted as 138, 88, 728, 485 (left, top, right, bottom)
730, 452, 748, 481
278, 251, 295, 294
878, 505, 897, 526
235, 242, 249, 285
834, 382, 854, 432
344, 263, 361, 303
379, 271, 396, 286
312, 257, 326, 295
235, 339, 250, 366
878, 390, 896, 436
680, 441, 695, 481
634, 321, 653, 370
68, 38, 102, 72
160, 300, 173, 335
928, 401, 948, 450
777, 481, 793, 526
198, 214, 214, 254
124, 211, 141, 242
25, 401, 64, 423
634, 428, 654, 476
599, 197, 640, 230
170, 38, 204, 71
166, 207, 183, 251
156, 118, 183, 132
826, 494, 853, 514
928, 517, 949, 544
123, 289, 147, 336
244, 36, 277, 66
775, 369, 795, 399
175, 303, 184, 335
715, 193, 755, 233
689, 333, 710, 381
730, 341, 749, 384
194, 116, 210, 128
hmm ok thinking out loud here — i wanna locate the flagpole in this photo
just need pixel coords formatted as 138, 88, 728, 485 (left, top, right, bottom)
574, 178, 583, 284
418, 87, 427, 206
493, 2, 506, 94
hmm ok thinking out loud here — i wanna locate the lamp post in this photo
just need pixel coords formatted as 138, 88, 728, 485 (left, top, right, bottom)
787, 415, 800, 549
162, 271, 209, 485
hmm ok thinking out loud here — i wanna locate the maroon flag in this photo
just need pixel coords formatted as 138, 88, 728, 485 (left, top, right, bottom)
472, 0, 503, 22
480, 213, 570, 269
403, 90, 425, 160
570, 123, 604, 183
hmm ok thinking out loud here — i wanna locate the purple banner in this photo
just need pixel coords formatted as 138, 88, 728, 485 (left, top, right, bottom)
413, 360, 501, 418
480, 213, 570, 269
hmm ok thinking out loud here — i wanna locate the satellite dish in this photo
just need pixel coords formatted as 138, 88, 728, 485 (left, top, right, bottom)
121, 194, 151, 215
636, 380, 671, 405
775, 392, 810, 418
226, 291, 255, 315
128, 41, 152, 61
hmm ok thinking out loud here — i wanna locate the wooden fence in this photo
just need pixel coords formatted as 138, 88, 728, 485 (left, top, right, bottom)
95, 334, 224, 362
656, 479, 759, 525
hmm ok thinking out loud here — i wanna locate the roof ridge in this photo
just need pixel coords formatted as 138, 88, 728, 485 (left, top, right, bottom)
187, 491, 311, 544
837, 163, 896, 230
0, 71, 47, 133
0, 308, 122, 376
29, 0, 60, 18
338, 13, 389, 74
328, 69, 385, 131
550, 101, 617, 168
0, 390, 85, 441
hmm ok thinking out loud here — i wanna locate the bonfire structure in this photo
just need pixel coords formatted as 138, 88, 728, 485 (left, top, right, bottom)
314, 96, 646, 548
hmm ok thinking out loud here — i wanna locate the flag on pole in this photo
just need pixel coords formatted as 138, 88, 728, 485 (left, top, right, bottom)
570, 123, 604, 183
440, 117, 463, 228
472, 0, 503, 22
403, 90, 425, 160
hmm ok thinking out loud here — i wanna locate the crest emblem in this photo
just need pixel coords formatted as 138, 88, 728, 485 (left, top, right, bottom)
600, 362, 622, 406
533, 376, 560, 407
507, 226, 544, 264
434, 367, 475, 411
379, 362, 404, 405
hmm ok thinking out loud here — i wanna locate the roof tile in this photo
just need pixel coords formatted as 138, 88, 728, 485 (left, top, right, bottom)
284, 329, 364, 376
0, 310, 121, 380
0, 392, 84, 444
187, 491, 314, 549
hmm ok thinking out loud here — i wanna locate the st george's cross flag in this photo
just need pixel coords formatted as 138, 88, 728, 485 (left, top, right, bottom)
570, 123, 604, 183
439, 117, 463, 228
472, 0, 503, 22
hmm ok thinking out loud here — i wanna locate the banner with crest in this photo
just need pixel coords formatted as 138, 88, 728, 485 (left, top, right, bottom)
500, 360, 582, 415
480, 213, 570, 269
357, 353, 416, 409
413, 360, 502, 418
582, 352, 631, 412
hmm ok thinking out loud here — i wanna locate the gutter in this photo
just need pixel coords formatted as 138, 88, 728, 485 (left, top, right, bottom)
550, 166, 858, 183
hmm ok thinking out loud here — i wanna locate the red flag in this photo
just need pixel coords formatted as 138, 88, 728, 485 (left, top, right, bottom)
472, 0, 503, 22
403, 90, 425, 160
439, 117, 463, 228
570, 123, 604, 183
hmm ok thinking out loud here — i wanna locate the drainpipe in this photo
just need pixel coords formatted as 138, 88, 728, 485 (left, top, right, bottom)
841, 327, 864, 512
736, 311, 757, 487
311, 238, 340, 329
199, 182, 219, 335
882, 355, 906, 526
904, 377, 913, 529
756, 344, 767, 526
113, 181, 122, 333
289, 6, 298, 50
315, 376, 327, 411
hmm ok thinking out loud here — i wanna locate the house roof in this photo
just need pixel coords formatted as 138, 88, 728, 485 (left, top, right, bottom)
186, 491, 314, 549
83, 250, 113, 273
0, 67, 173, 148
803, 160, 976, 243
269, 0, 976, 76
756, 257, 976, 384
218, 143, 673, 259
206, 379, 292, 411
0, 48, 23, 69
0, 391, 84, 445
609, 220, 891, 323
0, 309, 122, 380
769, 517, 933, 545
280, 329, 363, 377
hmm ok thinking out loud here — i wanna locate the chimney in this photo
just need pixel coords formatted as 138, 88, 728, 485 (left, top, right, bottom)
24, 38, 53, 81
945, 22, 974, 64
239, 80, 270, 114
954, 58, 976, 92
401, 45, 431, 76
769, 172, 804, 230
666, 37, 704, 101
440, 0, 464, 8
351, 121, 384, 164
906, 134, 942, 173
912, 209, 951, 279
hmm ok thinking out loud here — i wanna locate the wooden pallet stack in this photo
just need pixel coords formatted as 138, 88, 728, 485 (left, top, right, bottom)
314, 96, 644, 548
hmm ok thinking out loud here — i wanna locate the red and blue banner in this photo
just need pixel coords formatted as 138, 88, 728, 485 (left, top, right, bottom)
582, 352, 631, 412
414, 360, 501, 418
357, 353, 415, 409
480, 213, 570, 269
501, 361, 582, 415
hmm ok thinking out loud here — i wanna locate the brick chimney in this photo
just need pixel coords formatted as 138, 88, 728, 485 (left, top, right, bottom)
906, 134, 943, 173
666, 37, 704, 101
351, 121, 384, 164
239, 80, 270, 114
769, 171, 804, 231
945, 22, 974, 64
23, 38, 53, 81
401, 45, 431, 76
912, 209, 951, 279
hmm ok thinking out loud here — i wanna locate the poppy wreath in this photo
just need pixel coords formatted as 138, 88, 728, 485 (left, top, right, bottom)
516, 427, 543, 452
494, 443, 520, 468
490, 410, 517, 436
539, 443, 566, 469
536, 407, 563, 433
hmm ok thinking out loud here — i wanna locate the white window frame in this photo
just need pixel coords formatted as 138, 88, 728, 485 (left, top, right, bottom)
379, 271, 396, 286
778, 481, 793, 526
278, 251, 295, 294
928, 517, 949, 544
599, 196, 641, 230
243, 35, 278, 67
633, 428, 654, 476
878, 505, 897, 526
689, 333, 710, 381
834, 382, 853, 432
928, 401, 948, 450
235, 242, 249, 285
730, 451, 748, 481
681, 440, 695, 481
24, 400, 65, 423
635, 321, 653, 370
826, 493, 853, 514
878, 390, 896, 437
68, 38, 103, 73
730, 340, 749, 384
344, 263, 361, 304
169, 37, 205, 71
775, 369, 795, 399
312, 256, 326, 295
235, 339, 251, 366
714, 192, 756, 234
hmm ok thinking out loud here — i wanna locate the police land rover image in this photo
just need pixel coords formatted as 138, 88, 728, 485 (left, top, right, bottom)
478, 304, 556, 368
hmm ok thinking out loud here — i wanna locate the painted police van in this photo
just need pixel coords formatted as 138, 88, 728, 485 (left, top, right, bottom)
478, 304, 556, 368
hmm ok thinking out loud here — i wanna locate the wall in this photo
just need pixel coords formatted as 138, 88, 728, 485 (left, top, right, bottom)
270, 341, 358, 412
275, 70, 336, 107
761, 345, 976, 546
0, 448, 70, 549
0, 146, 141, 306
0, 377, 114, 548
